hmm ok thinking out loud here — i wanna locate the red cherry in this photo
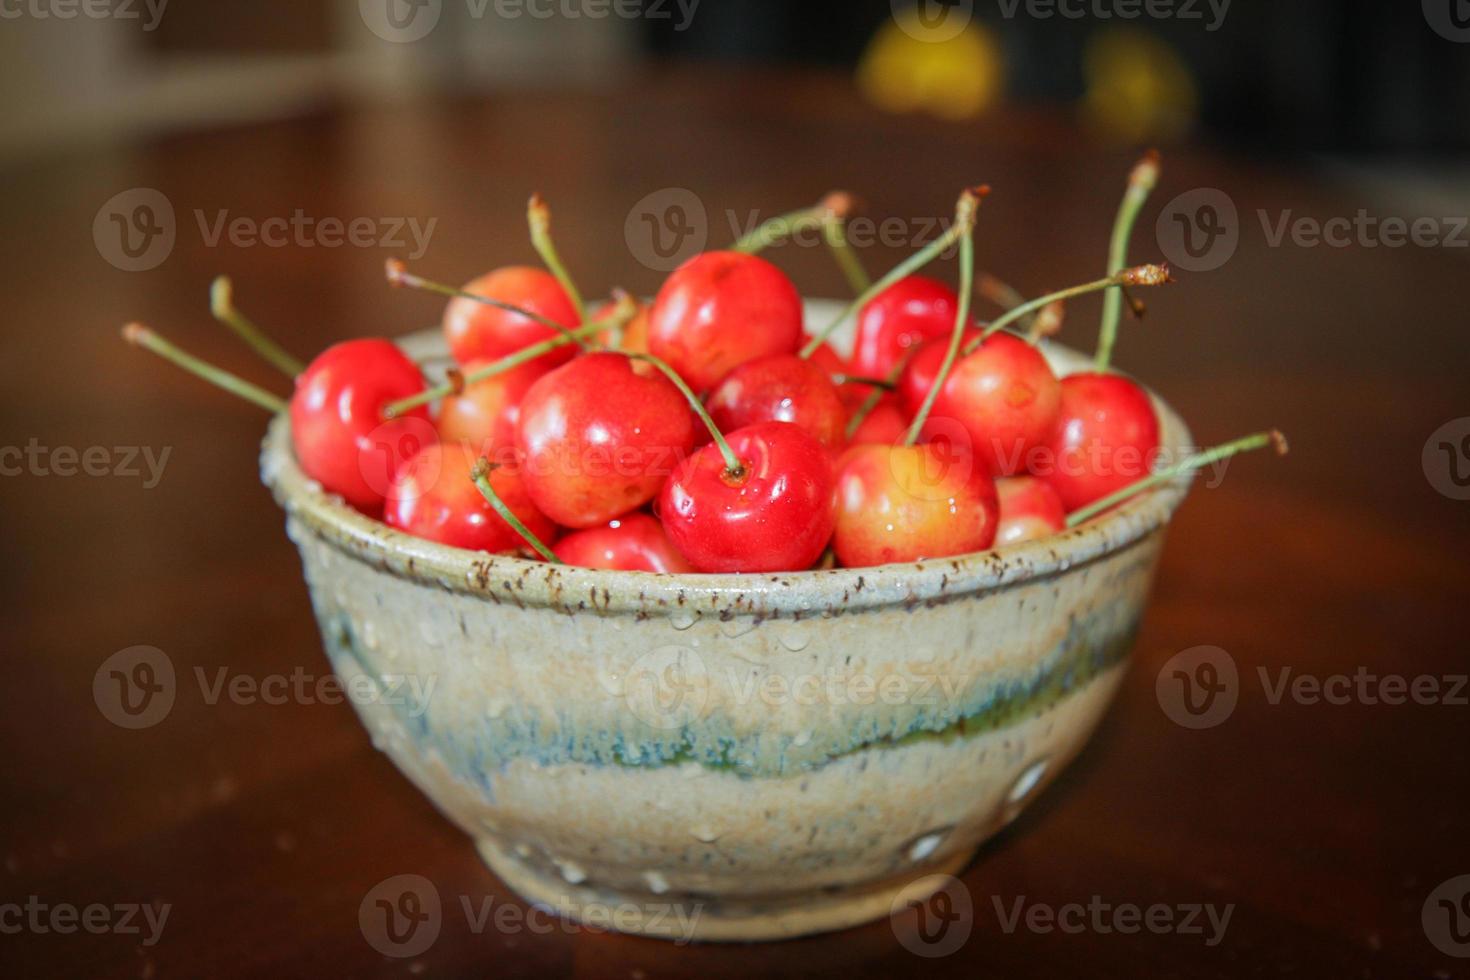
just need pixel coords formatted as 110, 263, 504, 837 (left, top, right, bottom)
846, 396, 907, 446
647, 251, 803, 392
995, 476, 1066, 546
516, 352, 696, 528
1042, 372, 1160, 510
290, 339, 432, 512
850, 275, 962, 378
435, 358, 549, 460
907, 333, 1062, 476
385, 442, 556, 554
659, 421, 836, 573
552, 513, 693, 573
833, 443, 998, 567
443, 266, 578, 369
895, 329, 982, 411
706, 354, 848, 451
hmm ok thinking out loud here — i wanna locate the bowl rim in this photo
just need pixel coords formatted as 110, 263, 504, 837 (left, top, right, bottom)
259, 315, 1197, 617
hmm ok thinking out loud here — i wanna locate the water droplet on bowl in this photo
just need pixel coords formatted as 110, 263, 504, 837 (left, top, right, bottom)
1007, 758, 1050, 804
553, 858, 587, 884
904, 828, 950, 863
792, 730, 812, 747
778, 626, 810, 652
669, 609, 697, 631
690, 825, 721, 843
642, 870, 670, 894
720, 618, 756, 639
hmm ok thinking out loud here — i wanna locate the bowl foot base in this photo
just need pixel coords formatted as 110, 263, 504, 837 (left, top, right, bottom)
476, 837, 971, 943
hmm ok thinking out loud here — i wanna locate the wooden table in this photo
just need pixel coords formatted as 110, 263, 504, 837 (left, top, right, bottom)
4, 67, 1467, 978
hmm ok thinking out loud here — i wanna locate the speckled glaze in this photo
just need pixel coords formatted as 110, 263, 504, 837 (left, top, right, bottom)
259, 303, 1196, 942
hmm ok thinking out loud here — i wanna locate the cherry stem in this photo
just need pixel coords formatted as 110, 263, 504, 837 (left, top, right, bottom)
208, 276, 304, 377
1026, 301, 1065, 344
823, 215, 872, 295
1096, 150, 1160, 372
626, 351, 744, 478
977, 272, 1025, 312
382, 292, 636, 419
732, 190, 849, 253
843, 351, 915, 441
799, 186, 987, 360
122, 323, 288, 414
470, 459, 563, 563
527, 193, 586, 324
385, 258, 588, 351
830, 374, 894, 390
905, 225, 975, 446
1065, 429, 1288, 528
963, 263, 1172, 357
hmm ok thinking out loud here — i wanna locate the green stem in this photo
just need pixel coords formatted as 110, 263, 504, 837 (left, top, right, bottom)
823, 217, 872, 295
385, 258, 586, 349
1065, 430, 1286, 527
733, 206, 826, 254
382, 298, 635, 418
905, 229, 974, 446
122, 323, 288, 414
800, 187, 985, 360
830, 374, 894, 390
843, 351, 916, 441
527, 193, 586, 324
627, 352, 744, 477
471, 460, 563, 562
963, 264, 1171, 357
209, 276, 305, 377
1096, 151, 1160, 372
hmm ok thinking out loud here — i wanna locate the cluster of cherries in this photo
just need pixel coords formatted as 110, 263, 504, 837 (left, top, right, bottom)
125, 157, 1284, 575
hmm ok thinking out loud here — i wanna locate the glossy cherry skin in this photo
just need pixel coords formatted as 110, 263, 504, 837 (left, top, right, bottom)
851, 275, 961, 378
909, 333, 1062, 476
384, 441, 557, 555
706, 354, 848, 450
847, 396, 908, 446
443, 266, 578, 369
647, 251, 803, 392
516, 352, 696, 528
833, 443, 998, 567
995, 475, 1067, 546
1042, 372, 1161, 510
290, 339, 431, 512
659, 421, 836, 573
895, 329, 982, 411
435, 358, 549, 461
552, 513, 694, 573
593, 299, 651, 358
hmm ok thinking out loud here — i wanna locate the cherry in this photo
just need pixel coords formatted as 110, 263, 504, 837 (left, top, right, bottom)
646, 251, 804, 392
441, 266, 579, 368
1042, 371, 1161, 511
706, 354, 848, 450
994, 476, 1066, 546
552, 513, 694, 573
290, 339, 434, 511
435, 357, 549, 460
659, 420, 836, 573
515, 351, 696, 528
895, 328, 982, 412
833, 442, 999, 566
847, 396, 907, 446
385, 441, 555, 554
849, 275, 963, 378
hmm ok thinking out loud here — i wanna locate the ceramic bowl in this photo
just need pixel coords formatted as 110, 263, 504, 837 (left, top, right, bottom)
258, 301, 1195, 942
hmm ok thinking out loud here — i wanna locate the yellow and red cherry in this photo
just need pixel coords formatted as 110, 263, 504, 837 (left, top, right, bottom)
994, 475, 1066, 546
1042, 372, 1160, 510
847, 395, 908, 446
833, 442, 998, 567
705, 354, 848, 451
659, 421, 836, 573
515, 352, 696, 528
646, 251, 803, 392
849, 275, 962, 378
290, 338, 433, 512
443, 266, 578, 369
436, 358, 549, 460
385, 441, 556, 555
552, 513, 694, 573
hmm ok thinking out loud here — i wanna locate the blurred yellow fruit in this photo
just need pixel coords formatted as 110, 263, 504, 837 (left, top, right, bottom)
1082, 28, 1198, 143
858, 9, 1005, 121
